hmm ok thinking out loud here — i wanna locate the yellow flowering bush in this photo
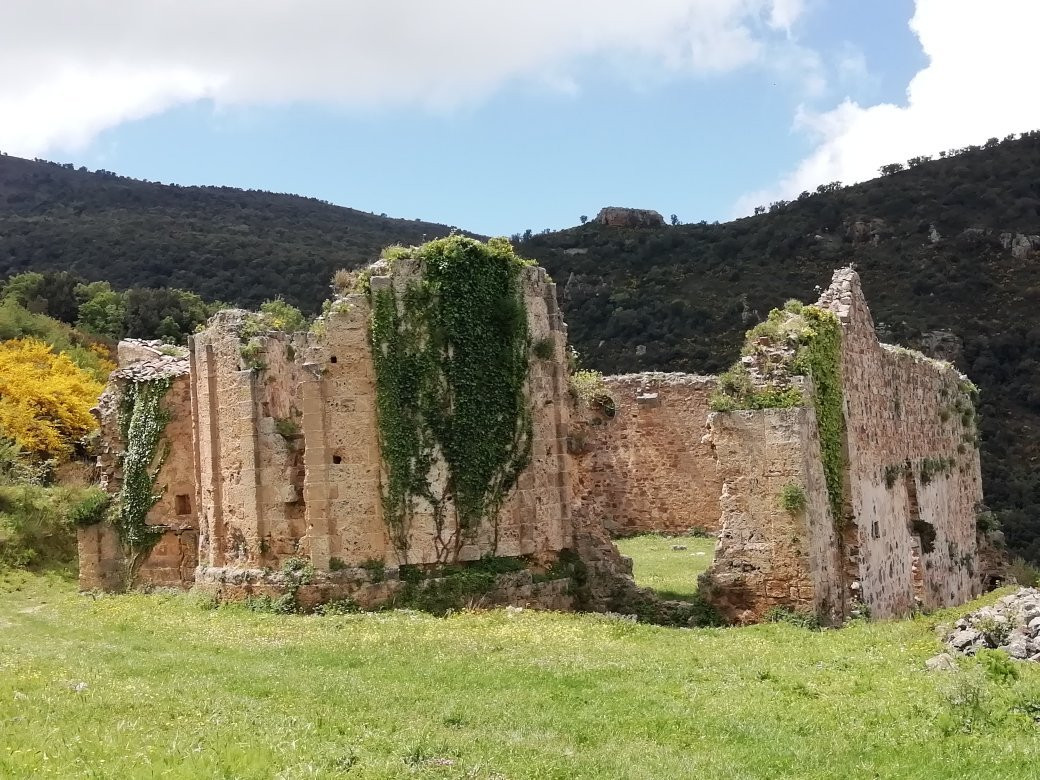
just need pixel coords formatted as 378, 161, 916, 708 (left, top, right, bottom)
0, 338, 103, 460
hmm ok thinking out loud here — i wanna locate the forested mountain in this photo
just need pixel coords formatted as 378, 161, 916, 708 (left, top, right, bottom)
2, 134, 1040, 561
0, 154, 456, 311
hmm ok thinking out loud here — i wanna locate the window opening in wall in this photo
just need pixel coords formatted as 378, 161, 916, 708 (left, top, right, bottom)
332, 454, 343, 465
871, 520, 880, 539
903, 465, 936, 553
175, 494, 191, 515
330, 355, 338, 364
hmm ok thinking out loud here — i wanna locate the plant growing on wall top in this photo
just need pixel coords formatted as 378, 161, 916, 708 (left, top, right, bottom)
710, 301, 847, 522
115, 376, 172, 586
370, 235, 534, 561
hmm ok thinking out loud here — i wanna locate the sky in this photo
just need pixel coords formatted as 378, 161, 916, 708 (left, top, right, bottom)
2, 0, 1038, 236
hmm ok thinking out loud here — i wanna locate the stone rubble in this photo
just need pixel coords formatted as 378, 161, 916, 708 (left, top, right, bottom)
111, 339, 189, 382
943, 588, 1040, 661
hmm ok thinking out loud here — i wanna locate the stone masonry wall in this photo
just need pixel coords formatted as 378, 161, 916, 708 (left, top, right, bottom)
818, 269, 984, 617
706, 401, 845, 624
191, 315, 267, 571
494, 266, 573, 560
699, 268, 987, 622
186, 258, 575, 603
365, 260, 573, 566
298, 297, 387, 570
83, 262, 990, 625
571, 373, 721, 537
79, 343, 197, 591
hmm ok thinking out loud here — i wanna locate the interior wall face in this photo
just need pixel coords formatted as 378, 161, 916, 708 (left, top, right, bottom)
706, 405, 843, 624
571, 374, 722, 537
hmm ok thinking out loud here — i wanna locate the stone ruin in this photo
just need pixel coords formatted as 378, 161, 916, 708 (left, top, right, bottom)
79, 247, 1002, 625
571, 268, 1002, 623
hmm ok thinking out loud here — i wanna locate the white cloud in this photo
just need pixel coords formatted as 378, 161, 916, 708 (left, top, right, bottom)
737, 0, 1040, 214
0, 0, 805, 156
768, 0, 805, 32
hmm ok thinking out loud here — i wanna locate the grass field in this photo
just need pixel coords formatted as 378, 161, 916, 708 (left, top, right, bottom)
2, 570, 1040, 779
613, 533, 716, 600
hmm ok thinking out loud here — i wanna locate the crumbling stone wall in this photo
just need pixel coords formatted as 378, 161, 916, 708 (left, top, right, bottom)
191, 318, 314, 572
494, 266, 573, 560
88, 253, 577, 607
357, 260, 573, 568
571, 373, 721, 536
78, 341, 197, 591
702, 269, 988, 622
707, 402, 844, 624
818, 269, 984, 616
296, 298, 387, 571
81, 261, 993, 625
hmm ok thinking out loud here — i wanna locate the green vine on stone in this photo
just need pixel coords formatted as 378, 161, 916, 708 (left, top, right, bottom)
793, 306, 846, 523
710, 302, 847, 523
370, 236, 534, 561
115, 377, 172, 587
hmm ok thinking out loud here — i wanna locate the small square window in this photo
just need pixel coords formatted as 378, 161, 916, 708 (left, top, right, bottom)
175, 494, 191, 515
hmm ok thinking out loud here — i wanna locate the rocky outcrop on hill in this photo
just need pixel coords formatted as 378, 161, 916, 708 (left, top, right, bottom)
596, 207, 665, 228
944, 588, 1040, 660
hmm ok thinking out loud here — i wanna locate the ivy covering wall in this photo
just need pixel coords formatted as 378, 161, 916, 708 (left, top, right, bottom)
115, 376, 172, 584
793, 306, 846, 521
370, 236, 533, 559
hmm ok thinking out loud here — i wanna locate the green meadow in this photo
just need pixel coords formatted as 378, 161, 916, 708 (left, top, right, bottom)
2, 569, 1039, 779
614, 533, 716, 601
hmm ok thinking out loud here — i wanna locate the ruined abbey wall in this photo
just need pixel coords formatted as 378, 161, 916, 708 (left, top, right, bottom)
570, 374, 721, 536
79, 256, 993, 625
190, 318, 314, 572
699, 269, 987, 622
707, 402, 845, 624
81, 256, 577, 608
357, 262, 573, 567
79, 343, 197, 591
496, 267, 574, 559
818, 272, 983, 616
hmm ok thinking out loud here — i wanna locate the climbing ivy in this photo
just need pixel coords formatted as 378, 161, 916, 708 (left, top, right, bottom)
370, 236, 533, 559
793, 306, 846, 523
115, 377, 172, 586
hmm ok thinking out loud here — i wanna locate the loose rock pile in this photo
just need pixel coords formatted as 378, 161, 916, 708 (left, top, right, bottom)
944, 588, 1040, 661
